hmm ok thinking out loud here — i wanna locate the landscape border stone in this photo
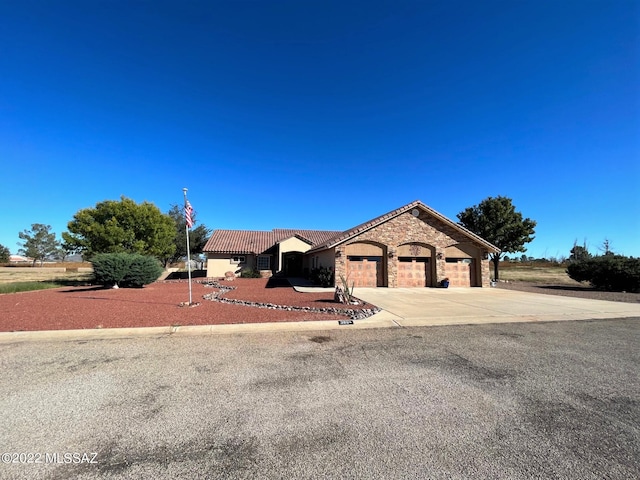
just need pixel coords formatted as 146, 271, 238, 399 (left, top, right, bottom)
199, 279, 381, 320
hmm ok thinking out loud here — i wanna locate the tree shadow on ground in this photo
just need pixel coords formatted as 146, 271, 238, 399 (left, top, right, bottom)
165, 270, 207, 280
538, 285, 596, 292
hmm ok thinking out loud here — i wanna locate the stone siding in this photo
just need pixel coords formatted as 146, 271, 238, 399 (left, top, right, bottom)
334, 211, 492, 287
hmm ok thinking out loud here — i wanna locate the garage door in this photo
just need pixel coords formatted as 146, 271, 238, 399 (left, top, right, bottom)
397, 257, 431, 287
445, 258, 474, 287
347, 256, 384, 287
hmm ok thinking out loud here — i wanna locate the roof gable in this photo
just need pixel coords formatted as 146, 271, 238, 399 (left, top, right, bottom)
307, 200, 500, 253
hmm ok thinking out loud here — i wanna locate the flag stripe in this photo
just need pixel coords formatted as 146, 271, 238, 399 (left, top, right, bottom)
185, 200, 194, 228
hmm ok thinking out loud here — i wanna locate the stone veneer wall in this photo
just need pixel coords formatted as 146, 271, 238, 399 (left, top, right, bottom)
334, 210, 492, 287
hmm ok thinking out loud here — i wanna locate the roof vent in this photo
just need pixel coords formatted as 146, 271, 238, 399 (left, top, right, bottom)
411, 209, 420, 217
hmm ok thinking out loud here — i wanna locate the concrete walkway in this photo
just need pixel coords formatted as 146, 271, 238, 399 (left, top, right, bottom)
1, 287, 638, 343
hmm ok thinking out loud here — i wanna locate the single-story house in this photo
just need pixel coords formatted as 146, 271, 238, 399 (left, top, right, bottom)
203, 200, 500, 287
9, 254, 34, 263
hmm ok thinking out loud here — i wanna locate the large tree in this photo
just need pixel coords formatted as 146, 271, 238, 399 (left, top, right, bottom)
63, 196, 176, 261
18, 224, 60, 266
457, 196, 536, 280
164, 204, 210, 267
0, 244, 10, 263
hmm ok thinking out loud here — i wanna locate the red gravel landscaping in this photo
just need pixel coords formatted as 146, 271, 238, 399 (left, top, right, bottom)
0, 278, 374, 332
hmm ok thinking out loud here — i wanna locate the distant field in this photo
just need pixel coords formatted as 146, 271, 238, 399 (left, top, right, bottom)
497, 263, 580, 285
1, 263, 579, 286
0, 264, 93, 285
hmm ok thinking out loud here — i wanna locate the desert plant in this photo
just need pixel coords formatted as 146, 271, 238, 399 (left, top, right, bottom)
311, 267, 333, 287
566, 255, 640, 293
240, 268, 261, 278
92, 253, 163, 288
338, 274, 356, 304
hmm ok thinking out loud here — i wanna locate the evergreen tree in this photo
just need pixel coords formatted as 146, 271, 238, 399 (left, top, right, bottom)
63, 196, 176, 261
18, 224, 60, 266
457, 196, 536, 280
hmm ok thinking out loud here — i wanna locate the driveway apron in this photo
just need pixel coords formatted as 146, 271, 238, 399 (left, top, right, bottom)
353, 287, 640, 326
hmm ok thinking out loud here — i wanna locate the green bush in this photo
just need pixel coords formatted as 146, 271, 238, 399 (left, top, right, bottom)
566, 255, 640, 292
311, 267, 334, 287
92, 253, 163, 288
240, 268, 261, 278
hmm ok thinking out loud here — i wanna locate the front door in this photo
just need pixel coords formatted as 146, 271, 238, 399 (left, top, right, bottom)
283, 252, 303, 276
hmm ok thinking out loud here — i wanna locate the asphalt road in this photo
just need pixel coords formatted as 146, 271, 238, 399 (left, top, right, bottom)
1, 318, 639, 479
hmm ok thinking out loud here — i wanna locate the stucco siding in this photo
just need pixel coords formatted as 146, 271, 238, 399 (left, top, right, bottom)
206, 253, 255, 278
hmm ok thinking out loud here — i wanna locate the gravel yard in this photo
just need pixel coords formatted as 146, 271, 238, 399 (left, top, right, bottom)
0, 278, 375, 332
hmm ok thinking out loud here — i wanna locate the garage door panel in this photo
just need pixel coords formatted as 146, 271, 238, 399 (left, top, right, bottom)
347, 257, 383, 287
397, 258, 431, 287
445, 259, 475, 287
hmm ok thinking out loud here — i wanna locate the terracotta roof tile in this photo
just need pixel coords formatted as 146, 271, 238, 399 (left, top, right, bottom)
203, 229, 342, 254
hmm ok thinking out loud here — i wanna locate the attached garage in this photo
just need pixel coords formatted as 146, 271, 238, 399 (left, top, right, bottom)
396, 242, 434, 287
345, 242, 386, 287
445, 244, 480, 287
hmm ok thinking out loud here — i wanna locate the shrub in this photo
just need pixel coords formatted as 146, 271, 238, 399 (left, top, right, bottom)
566, 255, 640, 292
92, 253, 163, 288
240, 268, 261, 278
311, 267, 334, 287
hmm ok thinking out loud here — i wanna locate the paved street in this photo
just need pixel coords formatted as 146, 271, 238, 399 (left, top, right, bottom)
1, 318, 639, 479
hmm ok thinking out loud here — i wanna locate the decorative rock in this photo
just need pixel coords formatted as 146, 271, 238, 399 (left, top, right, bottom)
194, 278, 381, 320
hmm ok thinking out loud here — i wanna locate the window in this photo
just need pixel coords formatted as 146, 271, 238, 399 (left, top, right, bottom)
399, 257, 430, 263
257, 255, 270, 270
231, 256, 245, 264
347, 256, 381, 262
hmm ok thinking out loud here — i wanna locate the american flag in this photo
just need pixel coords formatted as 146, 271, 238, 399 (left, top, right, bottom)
185, 200, 194, 229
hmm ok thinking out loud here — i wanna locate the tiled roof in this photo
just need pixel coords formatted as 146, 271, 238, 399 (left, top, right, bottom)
203, 229, 342, 254
273, 229, 342, 247
203, 201, 500, 255
307, 200, 500, 253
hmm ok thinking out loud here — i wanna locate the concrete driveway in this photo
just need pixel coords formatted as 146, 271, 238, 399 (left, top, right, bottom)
352, 287, 640, 326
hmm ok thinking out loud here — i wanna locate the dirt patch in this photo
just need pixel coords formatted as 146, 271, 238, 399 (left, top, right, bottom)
497, 281, 639, 303
0, 278, 373, 332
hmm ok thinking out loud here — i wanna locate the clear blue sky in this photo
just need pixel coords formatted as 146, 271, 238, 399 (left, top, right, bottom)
1, 0, 638, 259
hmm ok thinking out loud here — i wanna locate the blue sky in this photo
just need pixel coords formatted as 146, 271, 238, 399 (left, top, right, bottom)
1, 0, 638, 259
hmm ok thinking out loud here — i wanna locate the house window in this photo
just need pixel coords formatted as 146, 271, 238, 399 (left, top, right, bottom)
231, 256, 245, 264
257, 255, 270, 270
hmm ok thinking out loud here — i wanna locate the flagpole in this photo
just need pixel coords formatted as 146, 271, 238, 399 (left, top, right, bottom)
183, 188, 192, 305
